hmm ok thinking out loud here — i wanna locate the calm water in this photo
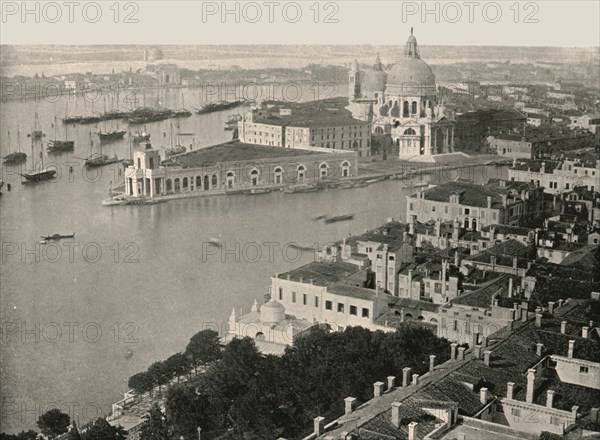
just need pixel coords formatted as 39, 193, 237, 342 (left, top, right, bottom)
0, 85, 504, 433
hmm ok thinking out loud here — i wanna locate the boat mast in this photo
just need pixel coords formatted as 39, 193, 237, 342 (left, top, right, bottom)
7, 131, 11, 154
17, 128, 21, 152
54, 116, 58, 141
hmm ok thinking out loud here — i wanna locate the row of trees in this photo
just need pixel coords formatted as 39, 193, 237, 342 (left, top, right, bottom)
0, 409, 126, 440
128, 329, 222, 396
138, 324, 450, 439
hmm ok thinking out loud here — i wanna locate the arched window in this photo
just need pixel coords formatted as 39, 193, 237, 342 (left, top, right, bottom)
396, 138, 400, 146
182, 177, 188, 190
174, 178, 181, 193
394, 120, 400, 128
204, 175, 209, 190
472, 218, 477, 231
226, 171, 235, 189
319, 163, 328, 178
250, 169, 259, 186
404, 313, 413, 320
297, 165, 306, 182
411, 101, 417, 114
403, 101, 409, 117
464, 217, 469, 229
196, 176, 201, 188
274, 167, 283, 184
211, 175, 217, 188
404, 128, 416, 135
341, 161, 350, 178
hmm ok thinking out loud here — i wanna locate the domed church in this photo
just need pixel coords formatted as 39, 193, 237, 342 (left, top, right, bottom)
347, 29, 456, 160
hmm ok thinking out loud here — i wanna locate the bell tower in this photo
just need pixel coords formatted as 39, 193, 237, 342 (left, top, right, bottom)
348, 59, 362, 101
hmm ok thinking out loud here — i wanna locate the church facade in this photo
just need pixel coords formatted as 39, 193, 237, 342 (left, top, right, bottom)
347, 30, 456, 160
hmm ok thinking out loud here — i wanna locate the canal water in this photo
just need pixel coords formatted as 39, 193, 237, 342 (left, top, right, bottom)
0, 85, 505, 433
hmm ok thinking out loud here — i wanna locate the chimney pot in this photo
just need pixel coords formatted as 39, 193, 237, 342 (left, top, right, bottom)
568, 340, 575, 358
590, 320, 595, 329
313, 416, 325, 436
402, 367, 412, 387
546, 390, 555, 408
408, 421, 418, 440
387, 376, 396, 389
457, 347, 466, 361
450, 343, 458, 360
373, 381, 385, 397
429, 355, 436, 372
474, 345, 482, 359
535, 313, 543, 327
484, 350, 492, 366
590, 408, 599, 423
560, 321, 567, 334
412, 374, 419, 386
548, 301, 555, 314
506, 382, 515, 400
526, 369, 536, 404
582, 327, 589, 338
480, 387, 489, 404
344, 397, 357, 415
391, 402, 401, 428
536, 343, 544, 356
572, 405, 579, 419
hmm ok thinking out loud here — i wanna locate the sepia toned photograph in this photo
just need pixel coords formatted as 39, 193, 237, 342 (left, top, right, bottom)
1, 1, 599, 439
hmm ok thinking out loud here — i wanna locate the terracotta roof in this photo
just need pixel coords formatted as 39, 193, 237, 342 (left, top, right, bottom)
451, 275, 513, 308
277, 261, 361, 286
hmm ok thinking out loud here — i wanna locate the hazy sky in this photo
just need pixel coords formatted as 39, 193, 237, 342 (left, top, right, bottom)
1, 1, 599, 47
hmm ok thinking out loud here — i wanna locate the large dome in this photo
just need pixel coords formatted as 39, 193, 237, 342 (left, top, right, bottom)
386, 29, 436, 96
387, 58, 435, 93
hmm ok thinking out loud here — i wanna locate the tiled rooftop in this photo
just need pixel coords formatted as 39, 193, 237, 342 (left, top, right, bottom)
277, 261, 362, 287
451, 275, 514, 308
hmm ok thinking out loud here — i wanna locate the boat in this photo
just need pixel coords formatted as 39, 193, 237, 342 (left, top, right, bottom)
224, 114, 242, 131
324, 214, 355, 224
83, 131, 121, 168
131, 130, 151, 143
126, 107, 174, 125
365, 176, 387, 184
283, 183, 321, 194
2, 131, 27, 164
48, 116, 75, 152
102, 195, 167, 206
21, 136, 56, 183
85, 153, 121, 167
172, 109, 192, 118
249, 188, 272, 195
30, 113, 43, 139
287, 243, 316, 252
40, 233, 75, 241
195, 100, 244, 115
97, 129, 126, 143
164, 145, 186, 157
313, 214, 327, 221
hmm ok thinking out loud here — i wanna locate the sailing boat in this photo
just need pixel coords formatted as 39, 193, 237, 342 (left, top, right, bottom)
48, 116, 75, 152
131, 126, 151, 143
3, 130, 27, 164
30, 113, 44, 139
85, 131, 120, 168
163, 121, 186, 157
96, 119, 126, 143
20, 136, 56, 183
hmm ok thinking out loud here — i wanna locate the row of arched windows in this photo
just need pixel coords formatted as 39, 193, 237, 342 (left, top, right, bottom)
165, 174, 218, 193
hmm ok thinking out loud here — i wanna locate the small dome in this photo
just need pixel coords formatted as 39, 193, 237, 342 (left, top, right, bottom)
407, 34, 417, 43
260, 300, 285, 323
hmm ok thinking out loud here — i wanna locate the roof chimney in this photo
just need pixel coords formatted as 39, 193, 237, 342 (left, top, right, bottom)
429, 355, 436, 372
506, 382, 515, 400
408, 422, 418, 440
535, 313, 543, 327
344, 397, 357, 415
582, 327, 589, 338
546, 390, 555, 409
457, 347, 466, 361
373, 381, 385, 397
548, 301, 555, 314
412, 374, 419, 386
526, 369, 536, 404
313, 416, 325, 436
568, 340, 575, 358
560, 321, 567, 334
474, 345, 482, 359
402, 367, 412, 387
387, 376, 396, 390
483, 350, 492, 366
391, 402, 401, 427
536, 343, 544, 356
487, 196, 492, 209
480, 387, 489, 404
450, 343, 458, 360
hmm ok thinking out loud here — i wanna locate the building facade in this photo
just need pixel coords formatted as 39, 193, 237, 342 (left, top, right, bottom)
346, 29, 456, 160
